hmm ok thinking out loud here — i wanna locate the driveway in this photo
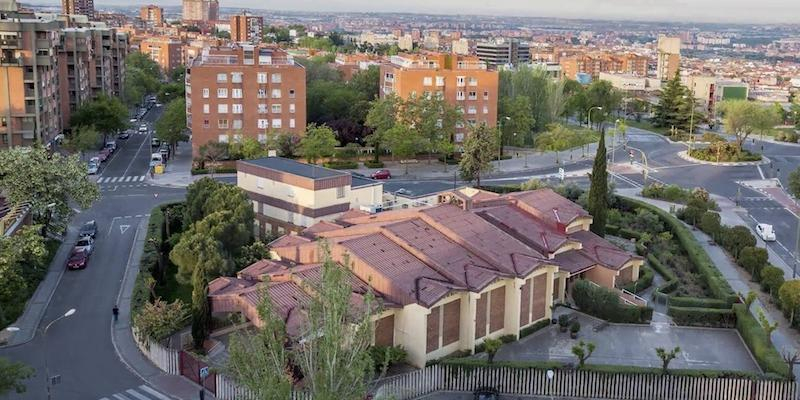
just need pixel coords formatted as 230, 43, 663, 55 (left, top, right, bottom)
486, 312, 759, 373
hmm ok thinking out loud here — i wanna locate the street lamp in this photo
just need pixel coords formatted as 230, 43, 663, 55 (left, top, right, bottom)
44, 308, 76, 400
611, 119, 622, 166
683, 95, 696, 151
498, 116, 511, 163
587, 106, 603, 131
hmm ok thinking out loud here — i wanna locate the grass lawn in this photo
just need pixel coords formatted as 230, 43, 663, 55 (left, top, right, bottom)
625, 120, 674, 136
155, 261, 192, 305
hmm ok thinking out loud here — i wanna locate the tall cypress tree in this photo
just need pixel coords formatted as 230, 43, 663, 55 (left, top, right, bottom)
191, 261, 210, 351
587, 132, 608, 237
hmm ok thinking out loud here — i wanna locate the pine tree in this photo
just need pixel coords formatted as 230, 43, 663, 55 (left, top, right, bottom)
652, 70, 692, 133
587, 133, 608, 237
190, 261, 210, 351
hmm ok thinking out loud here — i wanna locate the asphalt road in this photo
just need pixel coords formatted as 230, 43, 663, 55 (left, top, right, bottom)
0, 106, 187, 400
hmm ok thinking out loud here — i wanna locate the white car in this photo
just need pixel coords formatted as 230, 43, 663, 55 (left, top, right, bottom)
87, 161, 98, 175
139, 124, 148, 133
756, 223, 776, 242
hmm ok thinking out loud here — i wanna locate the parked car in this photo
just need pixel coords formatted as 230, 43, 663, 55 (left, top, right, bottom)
129, 118, 137, 123
73, 236, 94, 254
139, 124, 148, 133
155, 102, 162, 107
371, 169, 392, 180
105, 141, 116, 152
756, 223, 776, 242
473, 387, 499, 400
96, 151, 108, 162
79, 220, 97, 238
151, 137, 161, 147
66, 249, 89, 270
118, 131, 130, 140
87, 161, 99, 175
90, 156, 101, 165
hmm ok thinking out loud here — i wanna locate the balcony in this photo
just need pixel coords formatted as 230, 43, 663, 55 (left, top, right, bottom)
0, 56, 21, 66
24, 89, 35, 98
0, 38, 20, 48
36, 39, 51, 49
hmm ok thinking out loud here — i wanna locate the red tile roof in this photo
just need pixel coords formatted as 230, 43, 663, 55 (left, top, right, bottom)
269, 234, 312, 248
509, 188, 590, 231
301, 220, 345, 237
475, 205, 573, 255
570, 230, 642, 270
237, 259, 293, 281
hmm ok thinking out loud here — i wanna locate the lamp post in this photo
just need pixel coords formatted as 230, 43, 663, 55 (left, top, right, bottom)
611, 119, 621, 166
587, 106, 603, 131
43, 308, 76, 400
683, 95, 696, 151
498, 116, 511, 163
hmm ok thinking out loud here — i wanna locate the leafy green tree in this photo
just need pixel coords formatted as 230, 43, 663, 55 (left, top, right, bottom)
779, 280, 800, 325
70, 94, 129, 141
238, 137, 268, 159
0, 147, 98, 236
348, 65, 380, 100
718, 100, 771, 151
365, 94, 401, 162
191, 259, 210, 350
384, 124, 422, 174
126, 52, 161, 76
757, 309, 778, 344
171, 229, 234, 284
155, 99, 187, 152
266, 132, 301, 158
157, 82, 185, 103
0, 357, 34, 395
587, 132, 608, 236
738, 246, 768, 279
234, 241, 271, 270
483, 338, 503, 364
571, 341, 596, 368
584, 80, 623, 130
459, 123, 497, 187
299, 56, 342, 83
404, 95, 461, 163
300, 124, 339, 164
133, 298, 189, 341
123, 53, 162, 106
789, 167, 800, 199
499, 65, 560, 132
721, 226, 757, 259
65, 125, 100, 159
760, 266, 785, 297
183, 177, 223, 225
652, 70, 693, 132
655, 347, 681, 374
169, 65, 186, 83
499, 95, 534, 148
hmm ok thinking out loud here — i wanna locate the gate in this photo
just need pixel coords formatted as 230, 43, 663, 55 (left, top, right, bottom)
179, 350, 217, 395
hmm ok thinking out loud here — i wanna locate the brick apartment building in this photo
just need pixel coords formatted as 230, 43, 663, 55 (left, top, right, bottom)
182, 0, 217, 22
209, 187, 644, 368
139, 36, 183, 72
186, 45, 306, 157
139, 5, 164, 27
230, 13, 263, 44
62, 0, 93, 18
379, 53, 498, 144
559, 52, 648, 80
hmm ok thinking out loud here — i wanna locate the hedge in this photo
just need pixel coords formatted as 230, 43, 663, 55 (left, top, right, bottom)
621, 265, 654, 294
364, 160, 384, 168
667, 306, 736, 328
520, 319, 551, 338
323, 160, 358, 170
191, 167, 237, 175
572, 280, 652, 324
668, 297, 731, 309
131, 204, 165, 317
618, 228, 643, 241
605, 224, 620, 235
733, 304, 792, 378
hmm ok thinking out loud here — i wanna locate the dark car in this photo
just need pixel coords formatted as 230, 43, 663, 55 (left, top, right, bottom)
371, 169, 392, 180
473, 386, 499, 400
66, 249, 89, 270
78, 220, 97, 238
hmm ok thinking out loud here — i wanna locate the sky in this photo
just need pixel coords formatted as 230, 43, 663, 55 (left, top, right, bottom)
87, 0, 800, 24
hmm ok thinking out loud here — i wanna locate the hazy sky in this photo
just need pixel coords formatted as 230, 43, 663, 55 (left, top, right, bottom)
93, 0, 799, 24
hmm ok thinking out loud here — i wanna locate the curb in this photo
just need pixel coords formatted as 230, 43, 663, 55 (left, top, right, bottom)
676, 151, 771, 167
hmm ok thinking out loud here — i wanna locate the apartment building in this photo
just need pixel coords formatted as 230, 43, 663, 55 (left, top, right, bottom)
230, 13, 263, 44
237, 157, 383, 236
333, 53, 380, 82
209, 187, 643, 368
379, 53, 498, 144
57, 28, 91, 128
0, 8, 62, 148
476, 39, 530, 67
62, 0, 93, 18
657, 35, 681, 81
182, 0, 218, 22
560, 52, 648, 80
139, 5, 164, 27
186, 45, 306, 157
139, 36, 183, 72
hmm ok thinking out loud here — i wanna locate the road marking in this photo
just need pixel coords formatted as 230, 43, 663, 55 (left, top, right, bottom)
757, 165, 766, 180
138, 385, 172, 400
121, 126, 151, 178
112, 394, 131, 400
107, 216, 120, 237
135, 214, 142, 218
125, 389, 150, 400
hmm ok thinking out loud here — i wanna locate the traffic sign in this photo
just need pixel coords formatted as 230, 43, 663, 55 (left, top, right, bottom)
558, 167, 565, 181
199, 366, 209, 379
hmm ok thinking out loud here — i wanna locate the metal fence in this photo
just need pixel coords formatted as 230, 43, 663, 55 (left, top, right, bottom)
132, 330, 180, 375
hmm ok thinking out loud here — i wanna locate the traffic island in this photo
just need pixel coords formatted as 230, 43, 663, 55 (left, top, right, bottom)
677, 150, 771, 166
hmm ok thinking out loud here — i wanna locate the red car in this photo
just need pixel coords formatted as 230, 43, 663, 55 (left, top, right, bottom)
66, 249, 89, 270
371, 169, 392, 180
98, 148, 112, 162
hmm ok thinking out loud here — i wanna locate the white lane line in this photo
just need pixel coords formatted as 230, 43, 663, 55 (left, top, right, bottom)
122, 127, 152, 177
138, 175, 146, 181
107, 216, 120, 238
138, 385, 172, 400
97, 177, 107, 183
757, 165, 766, 180
123, 176, 132, 182
125, 389, 150, 400
99, 398, 111, 400
110, 177, 119, 183
112, 394, 131, 400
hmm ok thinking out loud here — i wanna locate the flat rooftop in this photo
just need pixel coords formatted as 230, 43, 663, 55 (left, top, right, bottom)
383, 180, 465, 199
239, 157, 347, 180
351, 174, 381, 188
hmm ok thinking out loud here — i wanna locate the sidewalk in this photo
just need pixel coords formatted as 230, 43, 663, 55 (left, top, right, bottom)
146, 140, 237, 188
617, 188, 800, 381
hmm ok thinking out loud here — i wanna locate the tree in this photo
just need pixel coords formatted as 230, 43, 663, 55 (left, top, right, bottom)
499, 95, 534, 148
738, 246, 768, 279
169, 65, 186, 83
171, 230, 234, 285
757, 308, 778, 344
499, 65, 558, 132
652, 70, 693, 132
183, 177, 223, 225
760, 267, 785, 297
349, 65, 380, 100
70, 94, 129, 141
483, 338, 503, 364
779, 280, 800, 325
197, 141, 229, 174
587, 132, 608, 236
238, 137, 268, 159
190, 259, 210, 351
0, 147, 98, 236
266, 132, 301, 158
571, 341, 596, 368
788, 167, 800, 199
721, 226, 757, 259
365, 94, 401, 162
718, 100, 771, 152
459, 123, 497, 187
155, 98, 188, 152
403, 95, 460, 163
65, 125, 99, 159
123, 52, 162, 106
0, 357, 34, 395
157, 82, 185, 103
234, 240, 271, 270
584, 80, 622, 129
300, 124, 339, 164
655, 346, 681, 373
133, 298, 190, 342
740, 290, 758, 309
384, 124, 421, 174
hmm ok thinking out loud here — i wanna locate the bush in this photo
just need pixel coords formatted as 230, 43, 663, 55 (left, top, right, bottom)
322, 160, 358, 169
720, 226, 757, 259
668, 297, 730, 309
698, 211, 722, 240
701, 132, 726, 143
737, 246, 769, 280
775, 131, 799, 143
572, 280, 651, 323
667, 306, 735, 328
733, 304, 792, 377
369, 345, 408, 371
190, 167, 237, 175
437, 155, 460, 165
520, 319, 551, 338
621, 266, 654, 294
363, 159, 384, 168
760, 266, 785, 297
133, 298, 189, 342
641, 183, 691, 203
689, 144, 762, 162
617, 228, 642, 241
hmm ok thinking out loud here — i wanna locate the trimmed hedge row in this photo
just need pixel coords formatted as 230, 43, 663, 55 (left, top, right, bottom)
573, 280, 653, 324
621, 265, 654, 294
190, 167, 237, 175
520, 319, 551, 338
364, 160, 384, 168
733, 304, 791, 378
323, 160, 358, 170
667, 306, 736, 328
131, 205, 165, 317
669, 297, 731, 309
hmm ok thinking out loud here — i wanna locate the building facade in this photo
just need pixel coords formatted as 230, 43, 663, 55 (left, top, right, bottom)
186, 45, 306, 157
379, 53, 498, 144
139, 36, 183, 73
230, 13, 263, 44
61, 0, 93, 18
476, 39, 530, 67
656, 35, 681, 81
139, 5, 164, 27
182, 0, 218, 22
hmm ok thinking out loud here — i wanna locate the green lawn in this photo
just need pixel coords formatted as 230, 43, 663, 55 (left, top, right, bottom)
155, 261, 192, 305
624, 120, 673, 136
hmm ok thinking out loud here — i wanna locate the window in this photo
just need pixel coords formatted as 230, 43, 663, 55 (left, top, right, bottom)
483, 91, 489, 100
271, 89, 281, 98
271, 104, 281, 114
271, 73, 282, 83
423, 77, 433, 86
257, 88, 267, 98
384, 72, 394, 81
483, 105, 489, 114
257, 119, 269, 129
202, 88, 209, 98
288, 89, 295, 99
456, 76, 465, 86
218, 134, 229, 142
256, 178, 264, 189
336, 186, 345, 199
202, 104, 209, 114
231, 72, 243, 83
467, 119, 476, 126
289, 118, 295, 128
257, 133, 267, 143
257, 72, 267, 84
469, 77, 478, 86
203, 119, 209, 128
272, 119, 282, 129
216, 73, 227, 83
232, 119, 242, 129
467, 106, 477, 114
217, 104, 228, 113
468, 91, 477, 100
233, 134, 242, 142
258, 103, 268, 114
232, 104, 243, 114
217, 88, 228, 98
456, 91, 465, 100
231, 88, 243, 98
435, 76, 445, 86
218, 119, 229, 129
455, 133, 465, 142
289, 103, 296, 113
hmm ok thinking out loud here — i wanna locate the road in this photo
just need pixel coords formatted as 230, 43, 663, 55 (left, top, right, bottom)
0, 106, 187, 400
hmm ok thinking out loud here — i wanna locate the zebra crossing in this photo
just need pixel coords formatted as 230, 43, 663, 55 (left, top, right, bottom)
98, 384, 172, 400
96, 175, 147, 184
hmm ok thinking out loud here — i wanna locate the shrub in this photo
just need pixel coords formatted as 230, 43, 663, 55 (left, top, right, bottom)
701, 132, 726, 143
363, 159, 384, 168
520, 319, 551, 338
369, 345, 408, 371
738, 246, 769, 280
667, 306, 735, 328
668, 297, 730, 309
133, 298, 190, 342
698, 211, 722, 240
621, 265, 654, 294
572, 280, 651, 323
190, 167, 237, 175
641, 183, 692, 203
733, 304, 792, 377
689, 144, 762, 162
760, 266, 785, 297
775, 131, 799, 143
322, 160, 358, 169
721, 226, 757, 259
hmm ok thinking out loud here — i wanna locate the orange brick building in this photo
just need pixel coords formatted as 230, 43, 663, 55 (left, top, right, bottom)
139, 36, 183, 72
139, 5, 164, 27
560, 52, 648, 80
230, 13, 263, 43
379, 53, 498, 144
186, 45, 306, 157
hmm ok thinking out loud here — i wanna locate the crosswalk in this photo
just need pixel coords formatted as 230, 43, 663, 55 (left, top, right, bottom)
98, 384, 172, 400
97, 176, 147, 183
